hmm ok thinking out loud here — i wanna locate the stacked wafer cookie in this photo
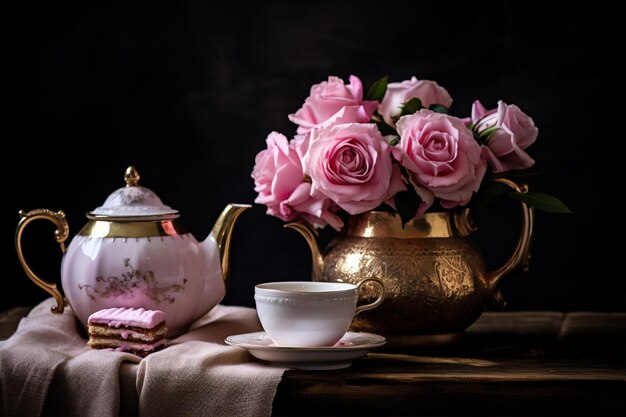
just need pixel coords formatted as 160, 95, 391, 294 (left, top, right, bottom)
87, 307, 167, 357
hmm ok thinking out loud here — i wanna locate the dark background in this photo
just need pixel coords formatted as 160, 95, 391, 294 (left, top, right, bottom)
4, 1, 622, 312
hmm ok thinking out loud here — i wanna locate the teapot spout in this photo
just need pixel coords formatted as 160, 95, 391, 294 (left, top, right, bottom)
209, 203, 251, 286
285, 222, 324, 281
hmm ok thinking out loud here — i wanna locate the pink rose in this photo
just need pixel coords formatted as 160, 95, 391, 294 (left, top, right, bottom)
291, 106, 371, 166
288, 75, 377, 134
394, 110, 487, 208
302, 123, 404, 214
379, 77, 453, 125
251, 132, 343, 230
472, 100, 538, 173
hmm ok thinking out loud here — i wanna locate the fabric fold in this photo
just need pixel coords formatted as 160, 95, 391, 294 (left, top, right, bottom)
137, 305, 284, 417
1, 299, 285, 417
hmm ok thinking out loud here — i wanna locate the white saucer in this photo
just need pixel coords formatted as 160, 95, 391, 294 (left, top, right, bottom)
225, 331, 386, 370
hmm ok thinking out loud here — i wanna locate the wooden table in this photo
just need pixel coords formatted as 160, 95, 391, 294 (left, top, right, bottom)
2, 309, 625, 416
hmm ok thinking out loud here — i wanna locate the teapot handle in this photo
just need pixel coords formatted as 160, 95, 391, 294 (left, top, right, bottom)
15, 209, 69, 314
485, 178, 535, 307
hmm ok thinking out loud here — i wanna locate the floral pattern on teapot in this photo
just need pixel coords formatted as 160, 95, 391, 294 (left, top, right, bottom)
78, 258, 188, 304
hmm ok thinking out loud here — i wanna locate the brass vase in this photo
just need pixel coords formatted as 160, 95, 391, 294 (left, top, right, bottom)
287, 178, 534, 347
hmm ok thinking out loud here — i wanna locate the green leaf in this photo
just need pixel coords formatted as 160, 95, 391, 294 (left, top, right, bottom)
478, 126, 499, 143
376, 121, 398, 136
429, 104, 449, 114
395, 188, 420, 226
399, 97, 423, 117
367, 76, 388, 101
507, 192, 573, 214
386, 135, 399, 146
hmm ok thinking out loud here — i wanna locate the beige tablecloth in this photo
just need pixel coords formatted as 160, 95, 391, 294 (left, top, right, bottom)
0, 298, 285, 417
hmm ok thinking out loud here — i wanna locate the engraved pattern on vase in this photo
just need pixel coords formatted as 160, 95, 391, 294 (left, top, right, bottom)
320, 235, 490, 335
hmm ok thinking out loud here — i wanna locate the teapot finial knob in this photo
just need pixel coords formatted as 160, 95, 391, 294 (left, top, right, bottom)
124, 166, 140, 187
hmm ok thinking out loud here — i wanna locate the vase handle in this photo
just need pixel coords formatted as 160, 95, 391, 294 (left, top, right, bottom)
486, 178, 535, 307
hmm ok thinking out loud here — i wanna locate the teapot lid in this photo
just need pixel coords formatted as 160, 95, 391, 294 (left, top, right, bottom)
87, 166, 179, 220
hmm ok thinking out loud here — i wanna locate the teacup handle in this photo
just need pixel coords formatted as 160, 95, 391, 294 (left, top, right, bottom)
15, 209, 69, 314
355, 278, 386, 315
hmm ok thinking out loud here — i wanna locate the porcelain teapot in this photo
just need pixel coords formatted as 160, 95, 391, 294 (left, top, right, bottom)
15, 166, 250, 337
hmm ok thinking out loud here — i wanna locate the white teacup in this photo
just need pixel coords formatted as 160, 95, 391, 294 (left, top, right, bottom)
254, 279, 385, 347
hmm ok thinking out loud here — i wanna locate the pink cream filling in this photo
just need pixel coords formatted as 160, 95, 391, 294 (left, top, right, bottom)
113, 339, 166, 351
